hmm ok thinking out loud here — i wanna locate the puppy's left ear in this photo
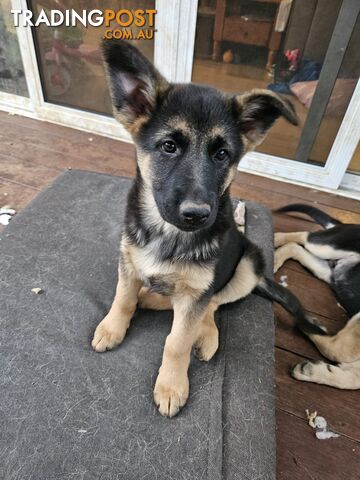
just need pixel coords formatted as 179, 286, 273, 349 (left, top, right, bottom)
102, 39, 169, 134
236, 89, 299, 148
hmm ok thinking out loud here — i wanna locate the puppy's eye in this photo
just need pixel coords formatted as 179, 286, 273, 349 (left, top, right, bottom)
215, 149, 228, 161
161, 140, 177, 154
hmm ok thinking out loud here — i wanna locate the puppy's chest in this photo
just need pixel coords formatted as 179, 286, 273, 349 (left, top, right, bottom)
128, 242, 214, 296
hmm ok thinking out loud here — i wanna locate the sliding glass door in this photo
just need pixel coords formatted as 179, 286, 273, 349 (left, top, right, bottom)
1, 0, 359, 192
191, 0, 360, 189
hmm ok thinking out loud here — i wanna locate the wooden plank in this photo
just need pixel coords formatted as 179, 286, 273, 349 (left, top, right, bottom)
0, 179, 39, 233
0, 137, 136, 179
276, 349, 360, 442
235, 172, 360, 214
0, 178, 39, 210
0, 154, 59, 190
231, 182, 360, 224
276, 409, 360, 480
0, 111, 135, 156
0, 122, 135, 166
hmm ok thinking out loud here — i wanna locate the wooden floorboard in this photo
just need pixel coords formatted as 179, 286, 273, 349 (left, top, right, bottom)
235, 171, 360, 214
232, 182, 360, 224
276, 410, 359, 480
1, 111, 359, 477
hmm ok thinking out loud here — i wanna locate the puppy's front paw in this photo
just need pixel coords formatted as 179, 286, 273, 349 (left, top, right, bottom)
154, 370, 189, 418
91, 318, 127, 352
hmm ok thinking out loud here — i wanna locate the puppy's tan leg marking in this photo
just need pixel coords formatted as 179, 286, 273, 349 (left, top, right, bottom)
137, 287, 172, 310
194, 302, 219, 362
192, 255, 260, 365
154, 296, 208, 417
92, 270, 142, 352
274, 231, 308, 248
308, 313, 360, 363
292, 359, 360, 390
214, 256, 260, 306
274, 242, 332, 282
139, 288, 219, 361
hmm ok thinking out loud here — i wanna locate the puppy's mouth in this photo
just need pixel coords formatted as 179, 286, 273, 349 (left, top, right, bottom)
175, 216, 211, 232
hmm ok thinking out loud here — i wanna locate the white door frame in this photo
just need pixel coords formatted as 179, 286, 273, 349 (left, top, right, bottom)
1, 0, 359, 192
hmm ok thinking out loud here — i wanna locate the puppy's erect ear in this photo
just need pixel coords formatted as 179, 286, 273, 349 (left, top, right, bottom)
236, 89, 299, 149
102, 39, 169, 133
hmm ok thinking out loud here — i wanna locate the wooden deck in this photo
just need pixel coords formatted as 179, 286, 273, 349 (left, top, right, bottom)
1, 110, 359, 479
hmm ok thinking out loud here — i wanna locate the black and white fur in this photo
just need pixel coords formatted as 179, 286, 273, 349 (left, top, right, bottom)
275, 204, 360, 389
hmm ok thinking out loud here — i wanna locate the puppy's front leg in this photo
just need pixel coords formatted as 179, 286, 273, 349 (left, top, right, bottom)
195, 301, 219, 362
154, 296, 208, 417
92, 266, 142, 352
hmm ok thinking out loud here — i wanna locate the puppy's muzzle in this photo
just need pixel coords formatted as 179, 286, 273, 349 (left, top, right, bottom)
179, 200, 211, 226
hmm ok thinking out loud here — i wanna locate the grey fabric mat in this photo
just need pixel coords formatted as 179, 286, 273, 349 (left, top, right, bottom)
0, 170, 275, 480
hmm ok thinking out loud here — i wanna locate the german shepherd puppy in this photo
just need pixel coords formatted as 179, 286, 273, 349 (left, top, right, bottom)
275, 204, 360, 389
92, 40, 321, 417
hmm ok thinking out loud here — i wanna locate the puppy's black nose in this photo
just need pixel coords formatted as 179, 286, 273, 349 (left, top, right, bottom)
179, 201, 211, 224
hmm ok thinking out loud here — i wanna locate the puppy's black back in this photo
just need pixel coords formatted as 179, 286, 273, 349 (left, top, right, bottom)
309, 225, 360, 255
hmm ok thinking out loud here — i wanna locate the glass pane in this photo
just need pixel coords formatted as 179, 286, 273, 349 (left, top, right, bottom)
30, 0, 155, 115
0, 0, 29, 96
308, 12, 360, 165
192, 0, 358, 164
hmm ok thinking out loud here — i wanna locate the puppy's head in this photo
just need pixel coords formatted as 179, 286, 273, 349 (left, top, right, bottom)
103, 40, 298, 232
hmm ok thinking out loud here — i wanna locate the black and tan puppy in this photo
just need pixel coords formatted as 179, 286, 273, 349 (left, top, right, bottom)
275, 204, 360, 389
92, 40, 318, 417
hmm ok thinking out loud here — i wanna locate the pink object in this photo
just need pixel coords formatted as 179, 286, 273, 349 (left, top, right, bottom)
284, 48, 300, 70
291, 78, 357, 115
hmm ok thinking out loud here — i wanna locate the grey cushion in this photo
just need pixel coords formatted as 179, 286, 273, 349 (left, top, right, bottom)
0, 170, 274, 480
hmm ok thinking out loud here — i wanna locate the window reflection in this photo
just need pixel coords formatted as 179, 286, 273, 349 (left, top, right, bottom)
31, 0, 155, 115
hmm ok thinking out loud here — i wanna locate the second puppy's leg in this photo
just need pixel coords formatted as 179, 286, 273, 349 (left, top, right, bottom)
292, 359, 360, 390
274, 231, 308, 248
308, 313, 360, 363
274, 242, 332, 283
